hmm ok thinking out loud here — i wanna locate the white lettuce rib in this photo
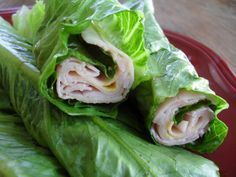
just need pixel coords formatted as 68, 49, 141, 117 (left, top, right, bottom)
151, 91, 214, 146
56, 27, 134, 104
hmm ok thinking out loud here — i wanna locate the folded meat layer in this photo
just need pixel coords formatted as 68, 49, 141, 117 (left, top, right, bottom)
151, 91, 214, 146
56, 27, 134, 104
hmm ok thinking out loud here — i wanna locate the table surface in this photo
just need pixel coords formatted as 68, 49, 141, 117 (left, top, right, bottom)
0, 0, 235, 74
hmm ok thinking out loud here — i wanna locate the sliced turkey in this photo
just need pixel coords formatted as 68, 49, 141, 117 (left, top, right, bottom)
151, 91, 214, 146
56, 27, 134, 104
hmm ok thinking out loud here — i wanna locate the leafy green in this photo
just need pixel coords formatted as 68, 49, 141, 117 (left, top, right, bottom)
12, 0, 45, 43
0, 89, 12, 111
0, 16, 220, 177
0, 88, 67, 177
122, 0, 229, 153
185, 118, 228, 153
67, 35, 116, 78
12, 0, 149, 118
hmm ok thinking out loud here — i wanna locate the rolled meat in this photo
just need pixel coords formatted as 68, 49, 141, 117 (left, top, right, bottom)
151, 91, 214, 146
56, 27, 134, 104
32, 0, 148, 117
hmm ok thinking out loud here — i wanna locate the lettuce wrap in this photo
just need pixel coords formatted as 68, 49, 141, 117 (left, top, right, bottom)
0, 88, 66, 177
12, 0, 149, 118
122, 0, 228, 153
0, 15, 220, 177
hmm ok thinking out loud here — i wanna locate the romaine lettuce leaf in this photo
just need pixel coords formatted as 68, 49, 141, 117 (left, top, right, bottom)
121, 0, 228, 153
12, 0, 45, 43
0, 16, 220, 177
0, 88, 66, 177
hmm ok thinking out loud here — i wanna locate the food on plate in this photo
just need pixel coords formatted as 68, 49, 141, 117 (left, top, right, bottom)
0, 10, 220, 177
122, 0, 228, 153
13, 0, 149, 118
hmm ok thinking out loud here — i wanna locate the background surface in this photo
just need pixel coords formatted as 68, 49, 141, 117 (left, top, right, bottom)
1, 0, 235, 73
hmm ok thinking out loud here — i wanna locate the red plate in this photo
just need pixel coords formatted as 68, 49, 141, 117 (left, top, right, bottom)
1, 9, 236, 177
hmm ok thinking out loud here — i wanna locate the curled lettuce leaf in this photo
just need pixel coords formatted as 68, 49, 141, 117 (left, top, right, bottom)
12, 0, 45, 43
0, 17, 220, 177
122, 0, 228, 153
12, 0, 149, 118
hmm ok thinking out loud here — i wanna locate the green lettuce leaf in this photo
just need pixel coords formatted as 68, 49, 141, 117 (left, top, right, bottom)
0, 16, 220, 177
12, 0, 45, 43
122, 0, 229, 153
0, 89, 12, 111
185, 118, 228, 153
12, 0, 149, 118
0, 88, 66, 177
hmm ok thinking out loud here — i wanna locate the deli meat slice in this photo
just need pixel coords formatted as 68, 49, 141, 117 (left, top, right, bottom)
151, 91, 214, 146
56, 27, 134, 104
